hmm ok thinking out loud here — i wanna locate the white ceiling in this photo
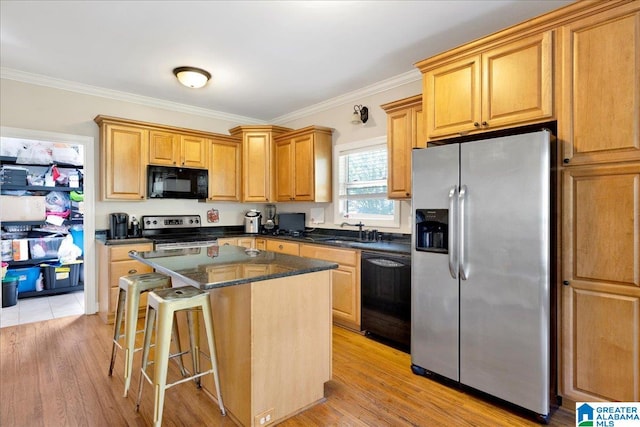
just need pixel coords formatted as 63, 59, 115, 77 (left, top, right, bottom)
0, 0, 573, 123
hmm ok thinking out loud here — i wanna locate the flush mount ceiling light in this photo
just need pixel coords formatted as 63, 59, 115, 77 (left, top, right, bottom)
173, 66, 211, 88
351, 105, 369, 125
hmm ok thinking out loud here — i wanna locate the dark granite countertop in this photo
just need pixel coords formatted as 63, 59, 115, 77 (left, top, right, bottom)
96, 228, 411, 254
129, 244, 338, 290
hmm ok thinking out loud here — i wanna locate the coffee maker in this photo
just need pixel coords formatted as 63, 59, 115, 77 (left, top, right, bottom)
109, 212, 129, 239
263, 204, 276, 233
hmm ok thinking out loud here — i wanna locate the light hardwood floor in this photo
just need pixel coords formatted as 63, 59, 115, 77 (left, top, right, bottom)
0, 315, 574, 426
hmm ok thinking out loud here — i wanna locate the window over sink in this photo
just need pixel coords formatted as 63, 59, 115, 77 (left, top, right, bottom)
334, 136, 400, 228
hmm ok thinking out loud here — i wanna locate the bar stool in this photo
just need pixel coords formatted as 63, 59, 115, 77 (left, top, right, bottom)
136, 286, 225, 427
108, 272, 182, 397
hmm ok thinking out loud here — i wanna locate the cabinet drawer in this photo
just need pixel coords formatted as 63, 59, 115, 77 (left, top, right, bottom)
266, 239, 300, 255
300, 244, 358, 266
110, 243, 153, 261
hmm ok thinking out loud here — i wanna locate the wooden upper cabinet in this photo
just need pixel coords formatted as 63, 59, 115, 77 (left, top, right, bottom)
381, 95, 425, 199
230, 125, 292, 203
420, 31, 553, 140
180, 135, 208, 168
208, 136, 241, 202
559, 3, 640, 166
95, 116, 148, 201
423, 55, 481, 139
274, 126, 333, 202
148, 130, 179, 166
149, 131, 208, 168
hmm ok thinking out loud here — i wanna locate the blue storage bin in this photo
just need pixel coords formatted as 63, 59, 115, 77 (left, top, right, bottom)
70, 228, 84, 255
5, 266, 41, 293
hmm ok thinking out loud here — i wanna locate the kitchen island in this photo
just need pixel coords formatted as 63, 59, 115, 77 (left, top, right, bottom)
129, 245, 337, 427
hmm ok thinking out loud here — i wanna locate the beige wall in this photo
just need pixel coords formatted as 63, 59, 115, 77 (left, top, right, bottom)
0, 76, 421, 233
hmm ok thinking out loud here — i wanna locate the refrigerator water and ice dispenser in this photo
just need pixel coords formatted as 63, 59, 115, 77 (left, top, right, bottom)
415, 209, 448, 253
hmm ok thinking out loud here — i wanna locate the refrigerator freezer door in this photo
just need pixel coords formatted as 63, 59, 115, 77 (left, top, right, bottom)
411, 143, 460, 381
459, 131, 550, 414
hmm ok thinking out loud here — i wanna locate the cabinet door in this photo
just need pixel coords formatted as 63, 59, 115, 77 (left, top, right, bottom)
255, 239, 266, 250
243, 132, 272, 202
331, 265, 360, 328
237, 238, 255, 249
562, 164, 640, 402
101, 124, 148, 200
560, 5, 640, 166
149, 130, 179, 166
275, 139, 295, 201
482, 30, 553, 129
181, 135, 208, 168
387, 108, 413, 199
209, 139, 241, 201
292, 134, 314, 201
424, 55, 481, 139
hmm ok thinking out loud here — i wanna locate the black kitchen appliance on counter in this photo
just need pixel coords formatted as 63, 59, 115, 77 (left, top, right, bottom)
109, 212, 129, 239
277, 213, 305, 236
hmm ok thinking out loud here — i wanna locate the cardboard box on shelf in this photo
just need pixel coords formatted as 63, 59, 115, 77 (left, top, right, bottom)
0, 196, 46, 221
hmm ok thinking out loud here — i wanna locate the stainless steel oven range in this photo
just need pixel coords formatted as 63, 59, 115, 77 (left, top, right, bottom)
141, 215, 218, 250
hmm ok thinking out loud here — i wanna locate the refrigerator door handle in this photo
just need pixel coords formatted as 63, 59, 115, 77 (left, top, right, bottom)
459, 185, 469, 280
448, 185, 458, 279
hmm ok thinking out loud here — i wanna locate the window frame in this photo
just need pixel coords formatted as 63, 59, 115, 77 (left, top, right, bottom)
333, 136, 400, 228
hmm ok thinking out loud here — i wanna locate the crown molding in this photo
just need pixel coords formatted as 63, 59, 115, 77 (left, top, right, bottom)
270, 69, 422, 124
0, 67, 265, 124
1, 66, 421, 125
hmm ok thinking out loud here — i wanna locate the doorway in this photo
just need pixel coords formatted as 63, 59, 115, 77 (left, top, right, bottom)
0, 126, 95, 326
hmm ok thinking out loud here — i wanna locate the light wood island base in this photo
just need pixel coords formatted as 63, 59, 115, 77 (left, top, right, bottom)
177, 270, 332, 426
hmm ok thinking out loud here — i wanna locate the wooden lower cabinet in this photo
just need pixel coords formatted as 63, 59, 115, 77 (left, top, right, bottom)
265, 239, 300, 256
175, 271, 332, 427
217, 237, 255, 249
300, 244, 361, 330
97, 242, 153, 324
561, 163, 640, 402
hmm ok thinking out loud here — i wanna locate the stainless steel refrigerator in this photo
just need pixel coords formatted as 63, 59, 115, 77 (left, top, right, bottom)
410, 130, 551, 420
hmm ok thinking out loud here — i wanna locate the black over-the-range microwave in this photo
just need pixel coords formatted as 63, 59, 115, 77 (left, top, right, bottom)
147, 165, 208, 199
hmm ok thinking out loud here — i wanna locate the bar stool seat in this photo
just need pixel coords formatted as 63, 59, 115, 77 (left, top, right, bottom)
108, 272, 177, 397
136, 286, 225, 427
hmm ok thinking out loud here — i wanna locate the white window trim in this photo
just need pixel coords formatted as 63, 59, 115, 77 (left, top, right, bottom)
332, 136, 400, 228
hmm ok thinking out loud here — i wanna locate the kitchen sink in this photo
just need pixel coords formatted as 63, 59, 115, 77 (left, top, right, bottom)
313, 237, 376, 245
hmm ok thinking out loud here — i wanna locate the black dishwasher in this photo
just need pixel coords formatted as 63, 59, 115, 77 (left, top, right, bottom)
361, 251, 411, 352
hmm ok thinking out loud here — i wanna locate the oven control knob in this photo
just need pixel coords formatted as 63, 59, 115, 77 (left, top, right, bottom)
194, 219, 199, 224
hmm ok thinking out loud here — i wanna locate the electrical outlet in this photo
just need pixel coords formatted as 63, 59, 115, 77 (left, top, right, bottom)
254, 408, 274, 426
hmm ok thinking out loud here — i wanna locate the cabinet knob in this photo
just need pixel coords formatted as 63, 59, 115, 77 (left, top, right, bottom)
128, 269, 138, 274
562, 280, 570, 286
473, 122, 480, 127
482, 121, 488, 126
406, 192, 410, 196
279, 244, 283, 249
563, 158, 570, 164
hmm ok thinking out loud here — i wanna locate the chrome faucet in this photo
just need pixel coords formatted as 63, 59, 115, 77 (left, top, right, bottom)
340, 221, 365, 240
